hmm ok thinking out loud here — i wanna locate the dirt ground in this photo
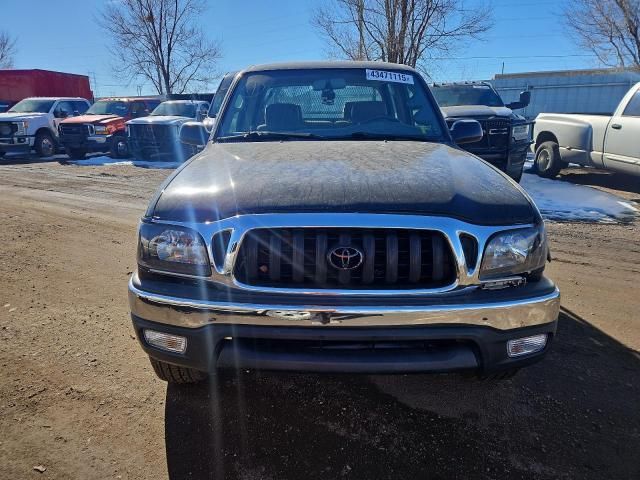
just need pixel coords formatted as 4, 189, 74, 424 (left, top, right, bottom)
0, 158, 638, 480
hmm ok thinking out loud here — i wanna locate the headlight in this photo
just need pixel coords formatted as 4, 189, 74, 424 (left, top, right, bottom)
94, 125, 108, 134
13, 121, 28, 135
480, 226, 547, 280
137, 222, 211, 276
511, 124, 530, 142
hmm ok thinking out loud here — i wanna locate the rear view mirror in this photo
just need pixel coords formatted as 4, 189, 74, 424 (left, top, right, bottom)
506, 90, 531, 110
450, 119, 483, 145
180, 121, 209, 146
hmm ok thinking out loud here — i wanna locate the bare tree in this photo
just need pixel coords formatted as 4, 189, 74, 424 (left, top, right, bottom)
0, 31, 17, 69
98, 0, 222, 94
312, 0, 492, 75
566, 0, 640, 70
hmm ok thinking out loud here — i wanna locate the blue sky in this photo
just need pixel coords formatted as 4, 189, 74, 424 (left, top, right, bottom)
2, 0, 598, 97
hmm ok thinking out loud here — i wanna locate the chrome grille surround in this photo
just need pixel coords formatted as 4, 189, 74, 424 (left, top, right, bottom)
143, 213, 537, 296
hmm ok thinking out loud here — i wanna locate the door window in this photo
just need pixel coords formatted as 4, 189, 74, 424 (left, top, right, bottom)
130, 102, 148, 118
72, 101, 90, 115
622, 91, 640, 117
55, 101, 75, 118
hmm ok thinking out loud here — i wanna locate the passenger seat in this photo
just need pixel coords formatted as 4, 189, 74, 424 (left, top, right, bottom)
346, 101, 388, 123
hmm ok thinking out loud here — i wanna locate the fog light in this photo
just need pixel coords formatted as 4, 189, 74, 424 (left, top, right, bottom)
507, 334, 547, 357
143, 329, 187, 353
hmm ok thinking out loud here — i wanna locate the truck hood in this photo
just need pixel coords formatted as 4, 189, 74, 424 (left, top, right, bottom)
127, 115, 189, 126
62, 114, 121, 125
150, 141, 536, 226
441, 105, 512, 118
0, 112, 47, 121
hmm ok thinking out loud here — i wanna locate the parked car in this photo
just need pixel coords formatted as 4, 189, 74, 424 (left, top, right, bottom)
128, 61, 559, 385
431, 82, 533, 182
203, 71, 238, 132
58, 97, 161, 159
533, 82, 640, 178
0, 97, 91, 157
126, 100, 209, 161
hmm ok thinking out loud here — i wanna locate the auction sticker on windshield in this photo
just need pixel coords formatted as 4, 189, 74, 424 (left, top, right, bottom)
366, 69, 414, 84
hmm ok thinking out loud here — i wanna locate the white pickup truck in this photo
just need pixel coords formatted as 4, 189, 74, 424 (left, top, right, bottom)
0, 97, 90, 157
533, 82, 640, 178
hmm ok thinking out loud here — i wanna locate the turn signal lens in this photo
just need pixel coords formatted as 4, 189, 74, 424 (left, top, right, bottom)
144, 329, 187, 353
507, 334, 547, 357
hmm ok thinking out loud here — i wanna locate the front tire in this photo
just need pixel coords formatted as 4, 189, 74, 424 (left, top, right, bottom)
110, 134, 129, 159
149, 358, 208, 384
34, 131, 56, 157
535, 141, 564, 178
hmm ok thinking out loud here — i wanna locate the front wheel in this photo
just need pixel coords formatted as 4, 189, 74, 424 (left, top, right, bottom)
535, 141, 564, 178
149, 358, 208, 384
34, 131, 56, 157
109, 134, 129, 159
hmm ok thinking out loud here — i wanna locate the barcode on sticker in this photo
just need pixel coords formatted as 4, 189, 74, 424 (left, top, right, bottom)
366, 69, 414, 84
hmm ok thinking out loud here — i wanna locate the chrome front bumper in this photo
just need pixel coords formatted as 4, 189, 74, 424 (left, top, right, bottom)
128, 276, 560, 330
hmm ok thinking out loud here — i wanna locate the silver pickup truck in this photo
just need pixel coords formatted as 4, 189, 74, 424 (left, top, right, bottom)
533, 82, 640, 178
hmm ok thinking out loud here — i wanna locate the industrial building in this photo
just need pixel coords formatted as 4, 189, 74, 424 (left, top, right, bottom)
489, 68, 640, 119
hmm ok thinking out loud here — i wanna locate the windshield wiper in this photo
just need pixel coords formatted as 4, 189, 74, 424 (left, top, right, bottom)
217, 131, 324, 142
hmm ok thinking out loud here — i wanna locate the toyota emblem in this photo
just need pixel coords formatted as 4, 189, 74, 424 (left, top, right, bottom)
327, 246, 364, 270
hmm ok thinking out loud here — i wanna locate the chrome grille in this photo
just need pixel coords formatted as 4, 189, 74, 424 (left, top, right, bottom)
233, 228, 456, 290
129, 124, 172, 143
59, 124, 90, 136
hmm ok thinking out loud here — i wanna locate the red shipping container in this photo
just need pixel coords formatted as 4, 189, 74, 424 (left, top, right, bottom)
0, 69, 93, 109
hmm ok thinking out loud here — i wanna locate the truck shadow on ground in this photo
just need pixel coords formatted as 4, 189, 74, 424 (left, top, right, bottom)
558, 168, 640, 195
0, 154, 61, 165
165, 308, 640, 480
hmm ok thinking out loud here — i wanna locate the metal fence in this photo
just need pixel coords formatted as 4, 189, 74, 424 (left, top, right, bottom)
488, 68, 640, 119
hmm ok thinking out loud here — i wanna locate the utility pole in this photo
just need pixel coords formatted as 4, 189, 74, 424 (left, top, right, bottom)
137, 85, 143, 96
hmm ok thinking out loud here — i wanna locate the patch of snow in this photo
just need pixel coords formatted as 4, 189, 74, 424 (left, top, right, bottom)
520, 172, 638, 223
67, 156, 181, 169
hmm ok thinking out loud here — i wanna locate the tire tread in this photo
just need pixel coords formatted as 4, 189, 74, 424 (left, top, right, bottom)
149, 358, 207, 384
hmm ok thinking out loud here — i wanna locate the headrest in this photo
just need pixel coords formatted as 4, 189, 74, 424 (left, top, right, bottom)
348, 101, 388, 123
265, 103, 303, 130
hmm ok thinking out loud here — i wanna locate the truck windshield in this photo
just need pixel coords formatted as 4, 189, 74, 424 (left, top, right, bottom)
151, 102, 197, 118
431, 85, 504, 107
8, 99, 55, 113
86, 101, 129, 116
216, 68, 445, 142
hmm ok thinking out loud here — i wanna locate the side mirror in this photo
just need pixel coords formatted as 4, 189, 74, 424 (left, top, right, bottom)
180, 121, 209, 146
506, 90, 531, 110
197, 109, 207, 121
450, 119, 483, 145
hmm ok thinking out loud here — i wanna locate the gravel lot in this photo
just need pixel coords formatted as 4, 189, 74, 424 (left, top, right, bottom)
0, 158, 639, 479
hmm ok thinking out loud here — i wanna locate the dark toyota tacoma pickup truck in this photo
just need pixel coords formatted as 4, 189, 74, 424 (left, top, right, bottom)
129, 61, 559, 384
